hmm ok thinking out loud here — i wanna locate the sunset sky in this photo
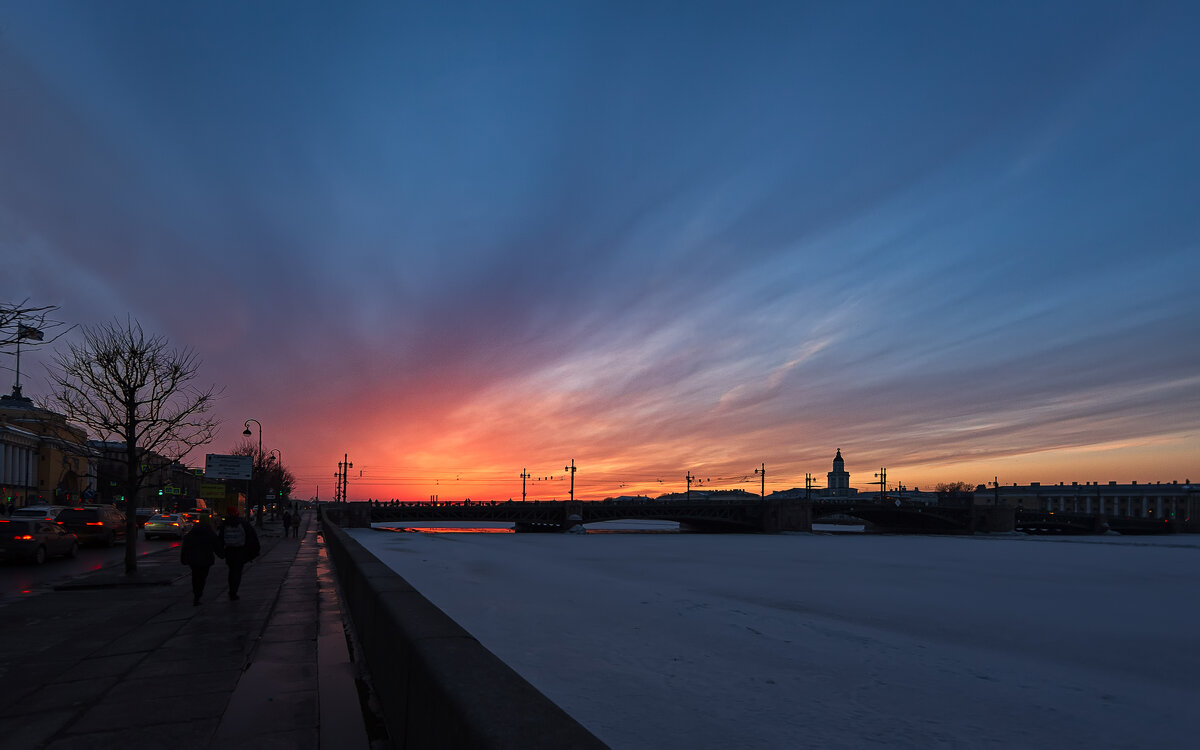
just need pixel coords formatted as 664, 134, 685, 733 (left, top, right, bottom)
2, 2, 1197, 501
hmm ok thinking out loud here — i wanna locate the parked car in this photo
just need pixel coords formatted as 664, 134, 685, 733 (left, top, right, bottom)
0, 519, 79, 564
10, 506, 70, 522
55, 505, 128, 547
143, 513, 191, 540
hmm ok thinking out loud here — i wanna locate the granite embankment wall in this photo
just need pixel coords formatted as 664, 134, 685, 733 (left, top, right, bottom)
320, 513, 609, 750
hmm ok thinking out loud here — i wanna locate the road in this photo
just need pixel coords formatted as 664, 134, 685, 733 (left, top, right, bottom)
0, 533, 184, 607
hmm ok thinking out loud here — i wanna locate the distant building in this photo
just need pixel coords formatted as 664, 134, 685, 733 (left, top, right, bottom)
89, 440, 204, 510
975, 480, 1198, 520
826, 449, 853, 497
0, 386, 97, 507
771, 450, 861, 501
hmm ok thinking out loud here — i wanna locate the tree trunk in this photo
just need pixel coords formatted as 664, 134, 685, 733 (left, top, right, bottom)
124, 442, 139, 575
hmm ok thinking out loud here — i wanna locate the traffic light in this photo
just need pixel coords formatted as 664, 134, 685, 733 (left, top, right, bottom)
158, 489, 164, 496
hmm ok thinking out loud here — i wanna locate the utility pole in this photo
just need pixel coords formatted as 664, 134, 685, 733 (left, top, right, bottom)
564, 460, 576, 502
342, 454, 352, 503
686, 471, 695, 502
754, 463, 765, 498
990, 476, 1000, 507
875, 468, 887, 504
521, 468, 531, 502
805, 473, 815, 500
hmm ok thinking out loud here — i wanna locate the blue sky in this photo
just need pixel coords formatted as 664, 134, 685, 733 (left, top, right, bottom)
2, 2, 1197, 499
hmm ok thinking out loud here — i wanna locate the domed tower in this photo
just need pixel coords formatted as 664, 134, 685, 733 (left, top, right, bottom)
827, 449, 850, 497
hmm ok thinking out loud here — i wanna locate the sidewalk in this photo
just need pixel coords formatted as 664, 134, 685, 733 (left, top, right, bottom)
0, 511, 372, 750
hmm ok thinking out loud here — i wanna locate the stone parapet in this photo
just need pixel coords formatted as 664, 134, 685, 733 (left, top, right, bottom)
320, 509, 609, 749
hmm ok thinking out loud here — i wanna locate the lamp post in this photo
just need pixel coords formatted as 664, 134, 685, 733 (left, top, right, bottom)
268, 449, 283, 518
564, 459, 576, 502
243, 419, 263, 527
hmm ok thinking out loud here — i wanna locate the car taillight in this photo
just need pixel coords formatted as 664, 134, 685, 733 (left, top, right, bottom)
85, 521, 103, 526
169, 522, 179, 527
14, 534, 33, 540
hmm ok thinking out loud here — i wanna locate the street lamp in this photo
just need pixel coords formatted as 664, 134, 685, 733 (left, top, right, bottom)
564, 459, 576, 502
267, 449, 282, 519
243, 419, 263, 527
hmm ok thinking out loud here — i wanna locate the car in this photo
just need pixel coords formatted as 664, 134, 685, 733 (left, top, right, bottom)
0, 519, 79, 564
10, 505, 70, 522
133, 507, 157, 528
55, 505, 128, 547
143, 513, 191, 540
181, 509, 214, 528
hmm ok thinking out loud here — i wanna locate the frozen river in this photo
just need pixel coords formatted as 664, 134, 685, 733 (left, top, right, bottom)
349, 526, 1200, 749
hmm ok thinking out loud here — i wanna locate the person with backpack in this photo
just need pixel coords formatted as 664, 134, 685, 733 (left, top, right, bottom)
219, 506, 260, 600
180, 517, 223, 606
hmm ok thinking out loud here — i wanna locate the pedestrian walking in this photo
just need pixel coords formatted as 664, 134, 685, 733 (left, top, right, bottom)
219, 507, 260, 601
281, 509, 292, 538
180, 519, 223, 605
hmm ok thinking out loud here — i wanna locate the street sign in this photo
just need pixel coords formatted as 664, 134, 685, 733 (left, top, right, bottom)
205, 454, 253, 481
200, 482, 227, 501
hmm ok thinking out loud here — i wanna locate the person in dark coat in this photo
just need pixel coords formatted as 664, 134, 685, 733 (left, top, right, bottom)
219, 507, 260, 601
180, 519, 223, 605
281, 509, 292, 538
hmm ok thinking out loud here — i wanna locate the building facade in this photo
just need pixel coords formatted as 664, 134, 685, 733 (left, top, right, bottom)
89, 440, 205, 510
1, 420, 39, 506
975, 480, 1198, 520
0, 387, 97, 507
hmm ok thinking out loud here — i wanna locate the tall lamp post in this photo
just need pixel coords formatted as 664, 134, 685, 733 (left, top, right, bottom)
268, 449, 282, 518
243, 419, 263, 527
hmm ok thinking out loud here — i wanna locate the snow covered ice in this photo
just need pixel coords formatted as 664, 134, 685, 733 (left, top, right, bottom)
350, 525, 1200, 749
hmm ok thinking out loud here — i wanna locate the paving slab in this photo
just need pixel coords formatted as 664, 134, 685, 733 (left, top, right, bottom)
0, 511, 373, 750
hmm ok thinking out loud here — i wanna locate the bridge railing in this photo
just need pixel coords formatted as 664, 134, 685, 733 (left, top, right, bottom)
319, 508, 609, 749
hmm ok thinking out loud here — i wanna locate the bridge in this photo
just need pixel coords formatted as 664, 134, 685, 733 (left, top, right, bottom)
329, 498, 811, 533
323, 498, 1018, 534
811, 501, 1011, 533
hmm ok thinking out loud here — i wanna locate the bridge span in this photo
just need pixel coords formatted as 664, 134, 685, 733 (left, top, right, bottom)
323, 498, 1018, 534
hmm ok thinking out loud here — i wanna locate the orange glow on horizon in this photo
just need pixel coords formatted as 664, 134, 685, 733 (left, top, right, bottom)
290, 430, 1196, 503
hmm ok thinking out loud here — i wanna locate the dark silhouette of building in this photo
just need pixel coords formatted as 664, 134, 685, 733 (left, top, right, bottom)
826, 449, 852, 497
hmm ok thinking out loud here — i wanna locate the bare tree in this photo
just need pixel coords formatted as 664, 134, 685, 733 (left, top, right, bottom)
935, 481, 978, 505
47, 319, 221, 575
935, 481, 977, 494
230, 439, 296, 516
0, 299, 72, 396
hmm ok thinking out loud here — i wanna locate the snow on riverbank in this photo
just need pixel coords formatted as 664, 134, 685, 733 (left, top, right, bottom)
349, 528, 1200, 749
